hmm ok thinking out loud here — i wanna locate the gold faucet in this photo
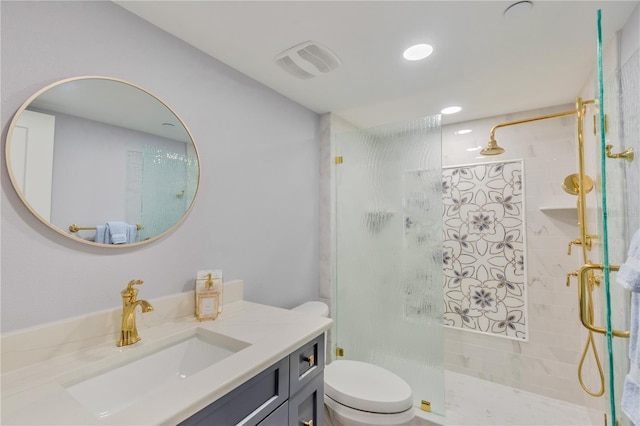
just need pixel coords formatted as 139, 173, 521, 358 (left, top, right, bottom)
117, 279, 154, 347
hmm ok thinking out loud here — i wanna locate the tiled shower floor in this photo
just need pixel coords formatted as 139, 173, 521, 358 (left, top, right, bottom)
414, 371, 596, 426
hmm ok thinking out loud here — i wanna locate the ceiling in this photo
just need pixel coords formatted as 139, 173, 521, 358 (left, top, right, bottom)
115, 1, 638, 128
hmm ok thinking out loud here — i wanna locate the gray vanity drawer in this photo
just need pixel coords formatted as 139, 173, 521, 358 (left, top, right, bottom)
258, 401, 289, 426
289, 333, 324, 395
288, 373, 324, 426
179, 357, 289, 426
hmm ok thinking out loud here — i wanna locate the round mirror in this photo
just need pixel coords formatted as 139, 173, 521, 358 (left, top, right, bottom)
5, 76, 200, 247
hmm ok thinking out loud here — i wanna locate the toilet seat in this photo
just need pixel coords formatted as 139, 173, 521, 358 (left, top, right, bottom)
324, 360, 413, 414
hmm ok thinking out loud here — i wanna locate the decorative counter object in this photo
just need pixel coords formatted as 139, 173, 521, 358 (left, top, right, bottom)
195, 270, 223, 321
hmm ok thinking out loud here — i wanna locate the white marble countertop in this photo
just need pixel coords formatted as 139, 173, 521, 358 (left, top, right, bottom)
1, 289, 332, 425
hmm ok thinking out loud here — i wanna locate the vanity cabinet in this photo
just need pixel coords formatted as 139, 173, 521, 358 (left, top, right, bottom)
179, 333, 325, 426
289, 374, 324, 426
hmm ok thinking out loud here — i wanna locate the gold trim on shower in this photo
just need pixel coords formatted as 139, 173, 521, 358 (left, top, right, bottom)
482, 98, 597, 258
578, 264, 630, 338
483, 98, 633, 399
562, 174, 594, 196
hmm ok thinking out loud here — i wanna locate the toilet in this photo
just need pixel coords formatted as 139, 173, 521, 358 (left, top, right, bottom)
292, 302, 415, 426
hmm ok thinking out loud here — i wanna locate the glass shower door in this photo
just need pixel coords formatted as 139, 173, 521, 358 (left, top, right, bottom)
594, 10, 639, 425
333, 116, 445, 415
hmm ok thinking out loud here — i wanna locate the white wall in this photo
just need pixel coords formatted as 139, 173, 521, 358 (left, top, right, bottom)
621, 3, 639, 66
1, 1, 320, 332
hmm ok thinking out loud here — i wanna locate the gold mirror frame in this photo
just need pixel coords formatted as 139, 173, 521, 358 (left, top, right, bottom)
5, 76, 201, 248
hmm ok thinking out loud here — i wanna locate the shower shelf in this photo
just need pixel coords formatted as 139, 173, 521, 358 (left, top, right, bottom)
539, 206, 577, 213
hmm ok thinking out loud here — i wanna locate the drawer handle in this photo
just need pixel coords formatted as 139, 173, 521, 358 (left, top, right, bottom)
302, 420, 313, 426
303, 354, 314, 367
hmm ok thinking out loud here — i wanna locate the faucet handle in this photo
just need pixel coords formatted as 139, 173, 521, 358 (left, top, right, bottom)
125, 279, 144, 291
122, 279, 144, 298
567, 239, 582, 255
566, 270, 578, 287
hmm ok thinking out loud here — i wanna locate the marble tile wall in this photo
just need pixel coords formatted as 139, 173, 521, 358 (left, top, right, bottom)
442, 104, 605, 406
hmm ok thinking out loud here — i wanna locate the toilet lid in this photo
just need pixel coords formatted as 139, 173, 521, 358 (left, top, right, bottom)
324, 360, 413, 414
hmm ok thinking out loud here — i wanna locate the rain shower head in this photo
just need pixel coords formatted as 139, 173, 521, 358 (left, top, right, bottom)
480, 136, 505, 155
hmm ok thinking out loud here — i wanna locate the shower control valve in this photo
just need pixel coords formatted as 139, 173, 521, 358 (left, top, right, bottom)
567, 236, 596, 255
567, 239, 583, 255
566, 270, 578, 287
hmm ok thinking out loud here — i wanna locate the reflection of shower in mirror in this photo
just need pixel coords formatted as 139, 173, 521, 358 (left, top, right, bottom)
4, 76, 201, 247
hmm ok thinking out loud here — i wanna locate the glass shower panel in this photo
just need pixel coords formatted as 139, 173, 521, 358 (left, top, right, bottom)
596, 12, 639, 425
334, 116, 444, 415
139, 144, 198, 240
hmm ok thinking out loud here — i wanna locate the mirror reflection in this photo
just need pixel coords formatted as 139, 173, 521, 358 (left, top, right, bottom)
5, 76, 200, 246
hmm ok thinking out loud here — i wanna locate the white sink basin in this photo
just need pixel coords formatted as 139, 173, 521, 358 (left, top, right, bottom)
63, 328, 250, 418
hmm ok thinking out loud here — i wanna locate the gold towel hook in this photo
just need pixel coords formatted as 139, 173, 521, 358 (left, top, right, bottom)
605, 144, 634, 162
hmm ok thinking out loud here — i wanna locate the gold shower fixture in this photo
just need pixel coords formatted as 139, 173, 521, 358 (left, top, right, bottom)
480, 99, 595, 156
562, 173, 594, 195
481, 136, 504, 155
605, 144, 634, 162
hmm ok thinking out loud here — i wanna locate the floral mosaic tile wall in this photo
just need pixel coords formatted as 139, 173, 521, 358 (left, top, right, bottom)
442, 161, 528, 341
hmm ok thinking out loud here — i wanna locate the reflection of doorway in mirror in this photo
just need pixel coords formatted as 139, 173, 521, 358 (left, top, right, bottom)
10, 110, 55, 221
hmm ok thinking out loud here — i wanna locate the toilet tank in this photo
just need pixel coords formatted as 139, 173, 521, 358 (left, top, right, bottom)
291, 301, 329, 317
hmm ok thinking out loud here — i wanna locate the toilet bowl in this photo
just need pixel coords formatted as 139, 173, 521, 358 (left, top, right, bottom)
324, 359, 414, 426
292, 302, 415, 426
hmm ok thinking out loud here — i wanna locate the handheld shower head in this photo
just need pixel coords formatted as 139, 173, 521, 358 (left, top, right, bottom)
480, 137, 505, 155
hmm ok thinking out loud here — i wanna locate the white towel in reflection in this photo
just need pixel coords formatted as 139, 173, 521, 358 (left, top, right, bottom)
126, 224, 137, 244
94, 225, 107, 244
106, 221, 128, 244
617, 228, 640, 425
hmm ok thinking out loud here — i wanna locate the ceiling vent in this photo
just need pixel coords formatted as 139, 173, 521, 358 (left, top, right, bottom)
275, 41, 341, 79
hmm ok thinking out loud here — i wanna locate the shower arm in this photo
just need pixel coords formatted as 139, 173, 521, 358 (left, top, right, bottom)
488, 99, 597, 259
488, 108, 579, 146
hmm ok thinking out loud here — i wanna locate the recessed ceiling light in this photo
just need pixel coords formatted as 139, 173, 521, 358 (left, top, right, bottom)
455, 129, 472, 135
441, 106, 462, 114
403, 44, 433, 61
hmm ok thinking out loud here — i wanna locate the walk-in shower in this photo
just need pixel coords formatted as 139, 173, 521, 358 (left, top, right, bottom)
474, 13, 639, 421
327, 7, 638, 424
